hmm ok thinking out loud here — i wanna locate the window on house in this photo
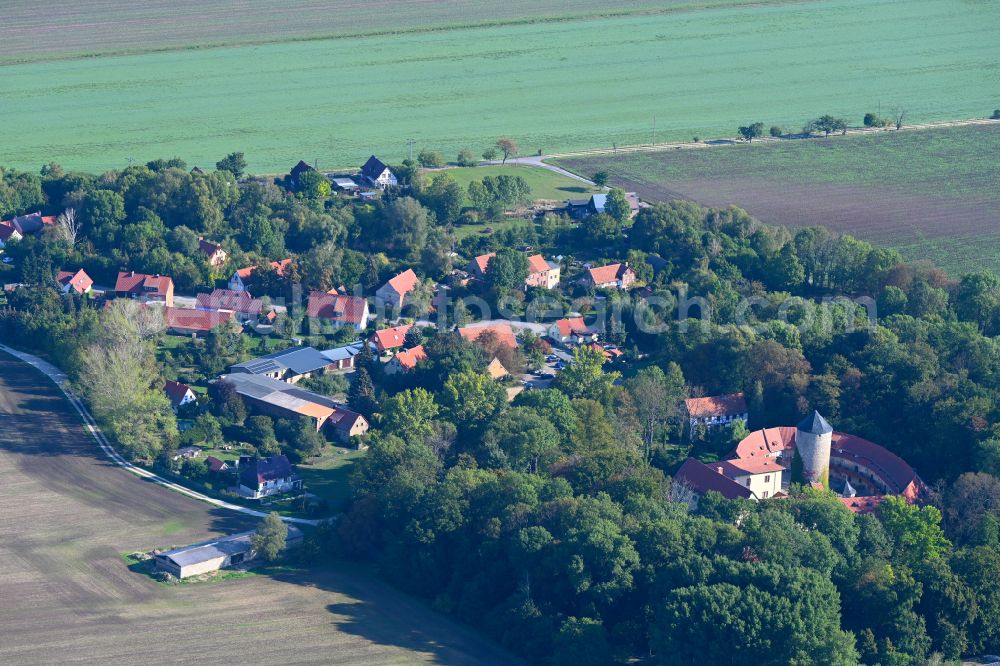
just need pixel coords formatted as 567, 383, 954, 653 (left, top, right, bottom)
746, 479, 752, 486
762, 491, 769, 498
764, 475, 770, 482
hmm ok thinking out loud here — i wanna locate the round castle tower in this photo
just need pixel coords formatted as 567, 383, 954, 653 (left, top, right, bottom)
794, 410, 833, 488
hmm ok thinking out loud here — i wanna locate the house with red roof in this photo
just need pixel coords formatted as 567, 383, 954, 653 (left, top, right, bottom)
385, 345, 427, 374
584, 262, 636, 290
673, 458, 756, 502
195, 289, 263, 322
548, 317, 598, 346
228, 258, 291, 292
468, 252, 495, 278
525, 254, 560, 289
198, 238, 227, 268
3, 212, 56, 236
306, 292, 369, 330
370, 324, 412, 355
459, 323, 518, 350
164, 307, 235, 337
375, 269, 419, 312
114, 271, 174, 306
0, 221, 22, 248
55, 269, 94, 295
685, 392, 748, 431
164, 379, 197, 411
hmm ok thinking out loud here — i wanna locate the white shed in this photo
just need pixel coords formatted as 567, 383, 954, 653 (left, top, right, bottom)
154, 526, 303, 579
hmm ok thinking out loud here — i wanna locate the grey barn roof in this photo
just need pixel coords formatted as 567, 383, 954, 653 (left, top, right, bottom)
230, 346, 330, 376
159, 527, 303, 568
321, 341, 374, 363
218, 372, 340, 410
797, 410, 833, 435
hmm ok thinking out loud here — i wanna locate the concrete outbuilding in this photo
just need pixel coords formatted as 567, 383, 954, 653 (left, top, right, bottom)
155, 526, 303, 579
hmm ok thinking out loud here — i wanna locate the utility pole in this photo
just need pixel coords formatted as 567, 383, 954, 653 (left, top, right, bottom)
406, 139, 415, 162
126, 156, 135, 167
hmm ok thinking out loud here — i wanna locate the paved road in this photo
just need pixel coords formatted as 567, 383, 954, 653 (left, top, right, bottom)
0, 343, 319, 526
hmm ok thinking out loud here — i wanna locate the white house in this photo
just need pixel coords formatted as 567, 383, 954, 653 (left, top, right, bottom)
360, 156, 397, 189
685, 393, 749, 430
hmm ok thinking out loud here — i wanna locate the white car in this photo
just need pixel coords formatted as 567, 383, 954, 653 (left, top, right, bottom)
2, 257, 13, 264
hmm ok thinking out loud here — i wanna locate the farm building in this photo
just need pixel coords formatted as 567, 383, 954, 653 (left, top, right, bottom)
320, 341, 374, 370
154, 526, 303, 579
229, 346, 332, 384
164, 306, 235, 337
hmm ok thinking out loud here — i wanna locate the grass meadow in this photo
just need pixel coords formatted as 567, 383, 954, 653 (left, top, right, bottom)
1, 0, 997, 173
436, 165, 599, 201
556, 124, 1000, 275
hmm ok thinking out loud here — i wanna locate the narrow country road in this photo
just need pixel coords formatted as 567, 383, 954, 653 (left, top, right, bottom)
484, 116, 999, 185
0, 343, 320, 526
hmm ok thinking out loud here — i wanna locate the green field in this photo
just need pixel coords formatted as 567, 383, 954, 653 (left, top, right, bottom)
297, 447, 365, 513
556, 124, 1000, 275
1, 0, 997, 173
434, 165, 600, 201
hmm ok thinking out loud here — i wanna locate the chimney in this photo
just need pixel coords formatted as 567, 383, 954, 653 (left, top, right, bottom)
717, 467, 724, 474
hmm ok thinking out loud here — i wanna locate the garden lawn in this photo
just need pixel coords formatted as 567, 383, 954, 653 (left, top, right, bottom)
432, 165, 599, 202
0, 0, 996, 173
297, 447, 366, 513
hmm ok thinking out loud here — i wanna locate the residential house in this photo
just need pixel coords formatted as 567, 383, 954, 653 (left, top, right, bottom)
114, 271, 174, 306
587, 342, 624, 363
326, 407, 370, 444
375, 269, 420, 313
385, 345, 427, 374
370, 324, 412, 355
548, 317, 598, 346
288, 160, 315, 191
0, 222, 22, 248
174, 446, 202, 461
321, 341, 375, 371
217, 373, 369, 436
198, 238, 227, 268
360, 156, 397, 189
205, 456, 230, 474
486, 357, 509, 380
238, 454, 302, 499
685, 393, 749, 431
4, 211, 56, 236
459, 323, 518, 350
229, 346, 332, 384
228, 259, 291, 293
468, 252, 495, 278
195, 289, 264, 322
307, 292, 369, 330
585, 262, 636, 290
164, 379, 197, 411
525, 254, 561, 289
55, 268, 94, 295
164, 307, 235, 337
155, 527, 303, 579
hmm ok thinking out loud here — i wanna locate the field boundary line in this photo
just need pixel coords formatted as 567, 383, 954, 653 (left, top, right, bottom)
0, 343, 320, 527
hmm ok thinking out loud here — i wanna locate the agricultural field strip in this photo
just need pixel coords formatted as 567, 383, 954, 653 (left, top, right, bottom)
0, 0, 809, 64
1, 0, 997, 172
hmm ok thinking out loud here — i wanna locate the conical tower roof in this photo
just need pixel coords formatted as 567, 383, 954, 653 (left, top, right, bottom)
843, 479, 856, 498
797, 410, 833, 435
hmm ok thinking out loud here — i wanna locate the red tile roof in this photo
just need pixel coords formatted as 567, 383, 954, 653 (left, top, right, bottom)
839, 496, 885, 514
385, 269, 418, 296
198, 238, 223, 256
527, 254, 550, 274
459, 323, 518, 350
114, 271, 172, 296
674, 458, 754, 500
717, 456, 782, 476
55, 269, 93, 294
732, 426, 797, 459
685, 392, 748, 419
394, 345, 427, 371
471, 253, 496, 275
235, 258, 291, 281
371, 324, 412, 353
587, 263, 632, 285
163, 379, 194, 406
306, 292, 368, 325
164, 306, 234, 332
0, 222, 19, 241
553, 317, 592, 338
195, 289, 262, 316
830, 432, 925, 497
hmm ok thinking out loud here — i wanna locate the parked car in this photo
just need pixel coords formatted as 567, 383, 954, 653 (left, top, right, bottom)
538, 372, 555, 379
2, 257, 13, 264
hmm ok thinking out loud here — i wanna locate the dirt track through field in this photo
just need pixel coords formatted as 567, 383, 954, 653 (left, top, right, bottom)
0, 351, 515, 665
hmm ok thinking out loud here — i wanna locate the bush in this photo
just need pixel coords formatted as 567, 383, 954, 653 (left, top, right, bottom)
417, 149, 445, 168
456, 148, 478, 167
992, 109, 1000, 120
769, 126, 783, 137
